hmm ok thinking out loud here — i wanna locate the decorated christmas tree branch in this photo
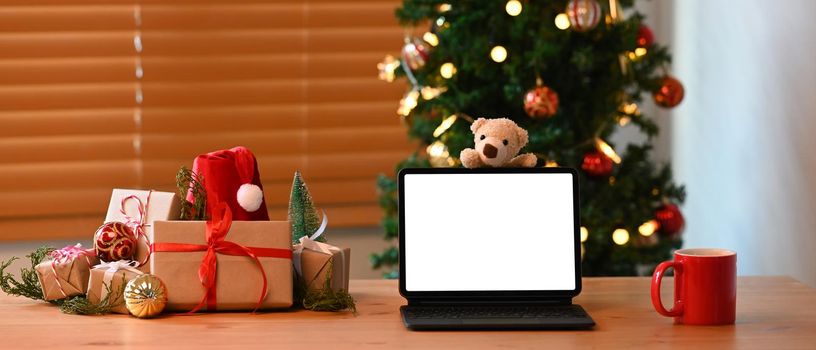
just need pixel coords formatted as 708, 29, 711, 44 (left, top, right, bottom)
176, 166, 207, 220
0, 246, 54, 301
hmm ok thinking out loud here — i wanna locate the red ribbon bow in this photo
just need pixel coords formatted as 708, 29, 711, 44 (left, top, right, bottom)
152, 202, 291, 313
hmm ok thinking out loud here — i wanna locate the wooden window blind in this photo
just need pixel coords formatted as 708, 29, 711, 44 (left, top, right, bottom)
0, 0, 410, 241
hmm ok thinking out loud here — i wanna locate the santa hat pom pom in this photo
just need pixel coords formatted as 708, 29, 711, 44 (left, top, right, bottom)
237, 183, 263, 212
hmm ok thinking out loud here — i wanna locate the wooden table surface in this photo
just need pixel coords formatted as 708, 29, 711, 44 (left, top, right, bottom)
0, 276, 814, 349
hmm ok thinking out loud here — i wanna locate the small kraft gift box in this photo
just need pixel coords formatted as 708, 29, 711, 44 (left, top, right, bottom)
150, 203, 293, 312
86, 261, 143, 314
293, 235, 350, 292
35, 244, 100, 301
104, 189, 181, 272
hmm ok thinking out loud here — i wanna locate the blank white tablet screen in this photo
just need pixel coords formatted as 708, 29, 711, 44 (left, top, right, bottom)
403, 173, 576, 291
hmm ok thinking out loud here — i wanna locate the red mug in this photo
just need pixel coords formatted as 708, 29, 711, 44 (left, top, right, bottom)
651, 248, 737, 325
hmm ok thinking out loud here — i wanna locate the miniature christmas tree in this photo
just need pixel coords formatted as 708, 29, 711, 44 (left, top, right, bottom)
288, 171, 325, 243
373, 0, 686, 277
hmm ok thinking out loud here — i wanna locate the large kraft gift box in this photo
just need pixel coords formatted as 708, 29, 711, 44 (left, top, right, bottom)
34, 246, 100, 301
104, 189, 181, 272
294, 244, 350, 292
86, 262, 142, 314
151, 220, 293, 311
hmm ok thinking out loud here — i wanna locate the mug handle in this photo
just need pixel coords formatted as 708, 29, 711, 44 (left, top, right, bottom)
651, 261, 684, 317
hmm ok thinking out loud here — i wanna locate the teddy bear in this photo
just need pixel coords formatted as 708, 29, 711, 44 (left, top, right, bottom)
460, 118, 537, 168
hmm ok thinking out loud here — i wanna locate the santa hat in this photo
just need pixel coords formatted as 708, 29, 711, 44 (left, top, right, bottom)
188, 146, 269, 221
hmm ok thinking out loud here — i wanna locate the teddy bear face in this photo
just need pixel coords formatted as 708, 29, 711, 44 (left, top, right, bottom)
471, 118, 529, 167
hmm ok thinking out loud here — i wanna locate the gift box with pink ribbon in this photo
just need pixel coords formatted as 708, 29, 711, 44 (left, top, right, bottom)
34, 244, 100, 301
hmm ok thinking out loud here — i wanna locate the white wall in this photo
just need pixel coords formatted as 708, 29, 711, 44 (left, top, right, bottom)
673, 1, 816, 286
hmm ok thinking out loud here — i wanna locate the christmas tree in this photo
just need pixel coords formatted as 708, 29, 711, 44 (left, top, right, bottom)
373, 0, 686, 278
289, 171, 325, 243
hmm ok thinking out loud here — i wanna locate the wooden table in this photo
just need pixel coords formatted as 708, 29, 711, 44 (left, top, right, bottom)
0, 276, 814, 349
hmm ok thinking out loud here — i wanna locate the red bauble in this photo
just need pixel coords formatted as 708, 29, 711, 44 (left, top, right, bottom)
581, 151, 614, 177
636, 25, 655, 47
94, 222, 136, 262
653, 76, 684, 108
524, 85, 559, 118
656, 204, 685, 236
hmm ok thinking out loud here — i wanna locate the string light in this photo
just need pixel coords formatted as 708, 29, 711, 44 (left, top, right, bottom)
595, 138, 622, 164
618, 101, 639, 125
427, 141, 448, 158
433, 115, 458, 137
638, 220, 659, 237
554, 13, 571, 30
545, 160, 559, 167
612, 228, 630, 245
438, 3, 452, 12
505, 0, 522, 16
621, 102, 640, 115
440, 62, 457, 79
618, 54, 630, 76
608, 0, 621, 22
420, 86, 446, 100
580, 226, 589, 242
397, 90, 419, 117
423, 32, 439, 47
490, 46, 508, 63
435, 17, 448, 30
426, 141, 455, 167
627, 48, 648, 61
377, 55, 400, 83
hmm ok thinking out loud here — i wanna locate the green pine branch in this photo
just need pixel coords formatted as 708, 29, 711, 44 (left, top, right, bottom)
58, 275, 125, 315
176, 166, 207, 221
294, 262, 356, 314
0, 246, 54, 301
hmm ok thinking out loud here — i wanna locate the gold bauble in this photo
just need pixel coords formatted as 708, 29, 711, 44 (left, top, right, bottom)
124, 274, 168, 318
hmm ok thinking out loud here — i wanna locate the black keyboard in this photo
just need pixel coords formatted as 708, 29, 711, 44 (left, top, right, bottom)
401, 304, 595, 330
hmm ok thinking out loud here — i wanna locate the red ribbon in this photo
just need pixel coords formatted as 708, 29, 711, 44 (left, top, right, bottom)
152, 202, 291, 313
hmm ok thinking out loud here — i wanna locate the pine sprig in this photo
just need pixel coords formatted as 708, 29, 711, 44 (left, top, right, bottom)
0, 246, 54, 301
58, 275, 125, 315
176, 166, 207, 220
295, 262, 356, 314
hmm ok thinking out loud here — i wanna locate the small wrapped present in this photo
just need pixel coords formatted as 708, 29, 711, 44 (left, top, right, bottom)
35, 244, 100, 301
104, 189, 181, 272
293, 237, 350, 292
86, 260, 143, 314
150, 203, 292, 312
